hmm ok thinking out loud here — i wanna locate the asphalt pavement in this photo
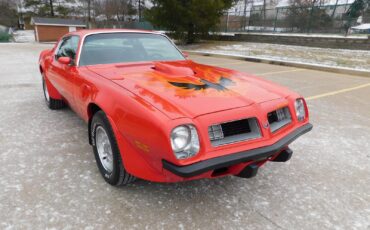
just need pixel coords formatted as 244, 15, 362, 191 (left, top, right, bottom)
0, 43, 369, 229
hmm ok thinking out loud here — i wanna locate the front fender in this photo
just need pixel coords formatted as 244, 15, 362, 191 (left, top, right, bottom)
39, 49, 52, 71
87, 77, 176, 181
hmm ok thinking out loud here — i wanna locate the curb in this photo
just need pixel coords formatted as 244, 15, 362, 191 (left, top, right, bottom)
184, 50, 370, 78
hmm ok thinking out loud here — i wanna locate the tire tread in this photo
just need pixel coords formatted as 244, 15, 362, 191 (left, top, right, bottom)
48, 98, 65, 110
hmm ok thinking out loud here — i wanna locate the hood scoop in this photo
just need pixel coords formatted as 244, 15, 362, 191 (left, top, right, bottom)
152, 62, 196, 76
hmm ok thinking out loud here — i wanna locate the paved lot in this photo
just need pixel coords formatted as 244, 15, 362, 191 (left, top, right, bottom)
0, 43, 369, 230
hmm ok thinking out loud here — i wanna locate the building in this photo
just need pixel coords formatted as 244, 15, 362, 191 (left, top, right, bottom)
31, 17, 86, 42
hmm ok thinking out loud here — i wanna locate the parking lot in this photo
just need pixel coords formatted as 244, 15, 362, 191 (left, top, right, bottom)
0, 43, 369, 229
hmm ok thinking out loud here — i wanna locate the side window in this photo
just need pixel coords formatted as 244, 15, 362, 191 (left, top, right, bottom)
56, 36, 79, 60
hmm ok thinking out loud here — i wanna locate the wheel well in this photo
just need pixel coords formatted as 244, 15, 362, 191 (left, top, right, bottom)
88, 103, 102, 119
87, 103, 102, 145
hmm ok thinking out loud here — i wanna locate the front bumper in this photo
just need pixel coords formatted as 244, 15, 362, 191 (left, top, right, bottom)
163, 123, 313, 178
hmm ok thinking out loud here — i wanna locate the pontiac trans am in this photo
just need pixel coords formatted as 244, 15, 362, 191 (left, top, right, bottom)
39, 29, 312, 186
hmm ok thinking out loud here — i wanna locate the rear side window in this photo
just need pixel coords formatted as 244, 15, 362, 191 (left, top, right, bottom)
56, 36, 80, 60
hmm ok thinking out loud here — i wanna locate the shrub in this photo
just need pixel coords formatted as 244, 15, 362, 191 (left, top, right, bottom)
0, 32, 11, 42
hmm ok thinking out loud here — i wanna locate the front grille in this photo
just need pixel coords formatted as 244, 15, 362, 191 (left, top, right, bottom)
268, 107, 292, 132
209, 118, 261, 146
221, 119, 251, 137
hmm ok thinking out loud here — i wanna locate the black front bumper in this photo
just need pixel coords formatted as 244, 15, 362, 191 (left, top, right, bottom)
163, 123, 313, 178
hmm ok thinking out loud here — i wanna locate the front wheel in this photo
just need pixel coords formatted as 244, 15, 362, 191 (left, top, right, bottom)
91, 111, 135, 186
42, 75, 65, 110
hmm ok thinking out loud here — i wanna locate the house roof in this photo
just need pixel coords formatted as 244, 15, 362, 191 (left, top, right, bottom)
31, 17, 86, 27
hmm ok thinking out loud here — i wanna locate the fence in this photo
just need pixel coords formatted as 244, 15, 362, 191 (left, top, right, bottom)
219, 6, 370, 34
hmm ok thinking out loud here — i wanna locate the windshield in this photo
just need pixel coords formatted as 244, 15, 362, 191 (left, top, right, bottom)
79, 33, 185, 66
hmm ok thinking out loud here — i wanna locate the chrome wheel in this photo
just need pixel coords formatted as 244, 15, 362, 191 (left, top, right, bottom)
95, 126, 114, 173
43, 78, 50, 102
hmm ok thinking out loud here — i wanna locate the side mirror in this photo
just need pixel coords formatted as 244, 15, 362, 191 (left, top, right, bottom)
58, 56, 72, 65
182, 51, 189, 58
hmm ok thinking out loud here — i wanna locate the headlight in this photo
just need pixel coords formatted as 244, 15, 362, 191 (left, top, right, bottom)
295, 98, 306, 121
170, 125, 200, 159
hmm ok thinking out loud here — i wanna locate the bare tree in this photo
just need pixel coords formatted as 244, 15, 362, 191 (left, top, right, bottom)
287, 0, 333, 32
87, 0, 91, 24
242, 0, 250, 30
138, 0, 142, 20
263, 0, 266, 22
0, 0, 18, 27
49, 0, 54, 16
331, 0, 339, 19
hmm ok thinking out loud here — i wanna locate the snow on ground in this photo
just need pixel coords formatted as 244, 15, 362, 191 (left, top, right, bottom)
0, 43, 370, 229
182, 41, 370, 71
12, 30, 36, 43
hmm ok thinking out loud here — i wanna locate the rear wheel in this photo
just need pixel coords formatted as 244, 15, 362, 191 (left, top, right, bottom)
91, 111, 135, 186
42, 75, 65, 110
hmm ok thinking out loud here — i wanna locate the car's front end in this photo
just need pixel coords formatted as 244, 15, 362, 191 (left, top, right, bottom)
93, 61, 313, 183
160, 96, 312, 182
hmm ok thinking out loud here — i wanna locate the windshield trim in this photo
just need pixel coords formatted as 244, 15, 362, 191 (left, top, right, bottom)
76, 31, 185, 67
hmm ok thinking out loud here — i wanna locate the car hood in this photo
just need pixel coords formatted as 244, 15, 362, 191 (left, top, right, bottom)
87, 60, 292, 119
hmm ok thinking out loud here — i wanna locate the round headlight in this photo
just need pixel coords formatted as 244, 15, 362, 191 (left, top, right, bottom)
171, 126, 191, 152
295, 98, 306, 121
170, 125, 200, 159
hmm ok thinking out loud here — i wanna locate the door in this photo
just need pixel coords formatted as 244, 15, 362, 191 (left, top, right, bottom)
48, 35, 80, 108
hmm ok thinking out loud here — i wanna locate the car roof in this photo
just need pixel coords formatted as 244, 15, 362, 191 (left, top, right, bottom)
67, 29, 162, 37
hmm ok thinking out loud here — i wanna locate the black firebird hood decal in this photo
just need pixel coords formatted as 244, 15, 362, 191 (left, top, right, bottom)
168, 76, 235, 91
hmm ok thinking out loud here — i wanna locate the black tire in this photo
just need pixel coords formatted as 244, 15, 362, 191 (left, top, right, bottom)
91, 111, 136, 186
42, 75, 65, 110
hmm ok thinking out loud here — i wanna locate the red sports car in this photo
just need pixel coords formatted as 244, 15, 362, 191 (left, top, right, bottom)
39, 29, 312, 186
